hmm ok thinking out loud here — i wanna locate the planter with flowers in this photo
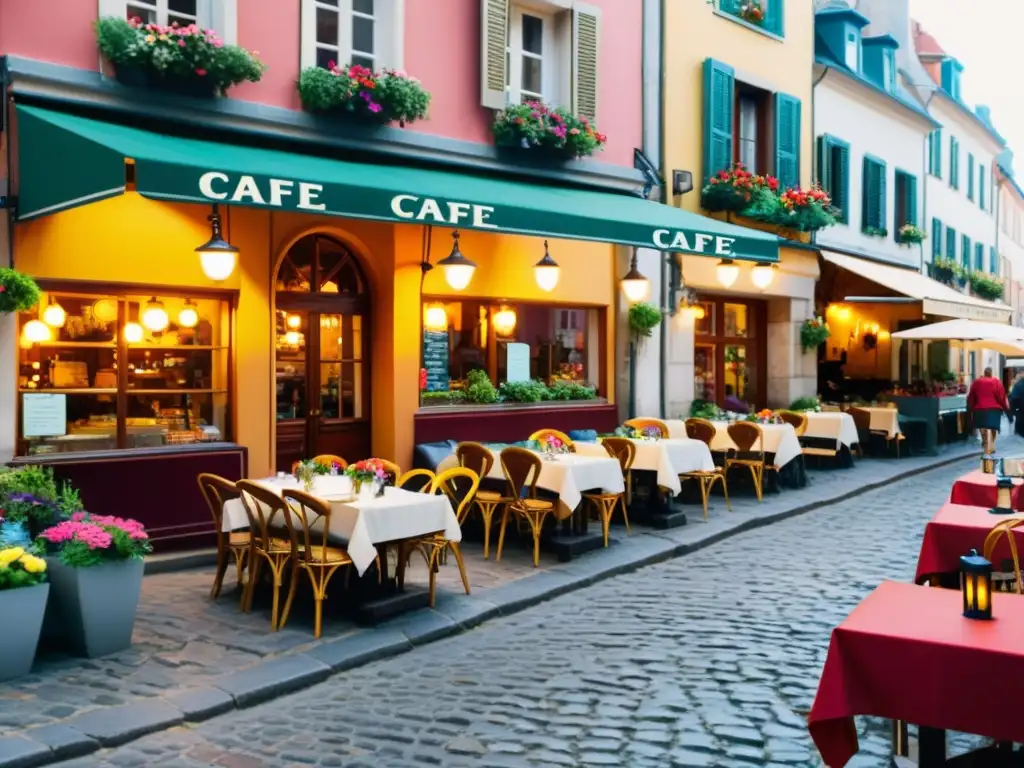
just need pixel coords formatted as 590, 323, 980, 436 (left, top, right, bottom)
747, 408, 781, 425
800, 316, 831, 352
771, 185, 839, 233
738, 1, 766, 25
298, 63, 430, 127
38, 513, 151, 658
701, 164, 781, 217
95, 16, 265, 97
492, 102, 607, 160
0, 545, 49, 681
0, 465, 80, 544
930, 257, 962, 287
0, 268, 41, 315
897, 224, 927, 246
969, 272, 1005, 302
345, 459, 391, 500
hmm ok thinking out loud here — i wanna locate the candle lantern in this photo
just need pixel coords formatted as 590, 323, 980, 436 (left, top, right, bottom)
981, 454, 996, 474
960, 549, 993, 620
990, 477, 1015, 515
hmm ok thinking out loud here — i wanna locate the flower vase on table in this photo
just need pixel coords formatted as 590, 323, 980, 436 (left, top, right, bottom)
346, 459, 389, 502
543, 435, 565, 460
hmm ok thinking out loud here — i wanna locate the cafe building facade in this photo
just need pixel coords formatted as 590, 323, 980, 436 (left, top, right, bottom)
0, 0, 778, 548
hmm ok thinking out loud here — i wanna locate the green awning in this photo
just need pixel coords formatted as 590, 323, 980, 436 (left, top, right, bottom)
15, 105, 778, 262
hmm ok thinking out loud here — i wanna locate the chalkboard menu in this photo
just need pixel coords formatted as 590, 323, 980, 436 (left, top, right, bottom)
423, 331, 450, 392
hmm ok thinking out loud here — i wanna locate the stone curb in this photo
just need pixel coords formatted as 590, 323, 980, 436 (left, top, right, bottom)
0, 449, 977, 768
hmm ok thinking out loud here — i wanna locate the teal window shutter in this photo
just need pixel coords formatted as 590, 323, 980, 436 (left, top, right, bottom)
817, 135, 829, 191
946, 226, 957, 261
702, 58, 735, 183
975, 242, 984, 271
906, 173, 918, 226
979, 164, 986, 209
962, 234, 971, 270
929, 130, 943, 178
862, 157, 886, 232
991, 246, 999, 274
765, 0, 784, 37
968, 154, 975, 200
931, 218, 943, 258
818, 135, 849, 224
950, 137, 959, 189
774, 92, 801, 189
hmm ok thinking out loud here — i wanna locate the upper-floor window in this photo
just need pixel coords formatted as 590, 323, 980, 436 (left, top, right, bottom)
844, 30, 860, 72
506, 6, 556, 104
126, 0, 204, 25
882, 49, 895, 92
300, 0, 402, 72
717, 0, 784, 38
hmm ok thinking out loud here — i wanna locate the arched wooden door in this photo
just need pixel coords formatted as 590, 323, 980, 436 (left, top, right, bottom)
274, 234, 370, 471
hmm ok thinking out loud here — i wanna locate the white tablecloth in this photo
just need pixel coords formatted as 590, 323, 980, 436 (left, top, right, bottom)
436, 449, 624, 518
661, 419, 688, 439
858, 407, 901, 438
804, 412, 860, 448
708, 422, 803, 468
575, 438, 714, 495
222, 477, 459, 575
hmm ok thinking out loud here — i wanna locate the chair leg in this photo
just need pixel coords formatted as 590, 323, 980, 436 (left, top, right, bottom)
529, 513, 547, 567
269, 559, 287, 631
450, 541, 471, 596
210, 546, 229, 600
428, 548, 438, 608
242, 551, 262, 613
232, 546, 247, 592
396, 543, 408, 590
748, 464, 762, 501
718, 473, 732, 511
618, 494, 631, 536
699, 478, 709, 522
479, 501, 497, 559
278, 561, 301, 632
496, 507, 512, 562
598, 499, 611, 548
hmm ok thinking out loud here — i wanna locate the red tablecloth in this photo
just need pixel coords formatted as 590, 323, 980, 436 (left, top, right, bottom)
949, 470, 1024, 509
915, 503, 1024, 582
808, 581, 1024, 767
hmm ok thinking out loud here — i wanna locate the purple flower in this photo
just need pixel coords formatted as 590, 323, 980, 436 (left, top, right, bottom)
367, 101, 382, 113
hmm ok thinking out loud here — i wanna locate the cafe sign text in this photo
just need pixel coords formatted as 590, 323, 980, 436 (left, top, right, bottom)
652, 228, 736, 256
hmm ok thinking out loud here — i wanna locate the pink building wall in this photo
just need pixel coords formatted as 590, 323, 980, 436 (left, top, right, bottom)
0, 0, 642, 168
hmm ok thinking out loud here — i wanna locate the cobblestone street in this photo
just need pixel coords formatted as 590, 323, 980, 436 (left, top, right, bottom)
50, 456, 980, 768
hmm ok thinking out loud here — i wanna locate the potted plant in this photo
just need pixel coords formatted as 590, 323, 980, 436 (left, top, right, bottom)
862, 226, 888, 239
969, 272, 1005, 302
629, 302, 663, 345
800, 316, 831, 352
701, 163, 780, 216
897, 224, 927, 246
37, 513, 151, 658
298, 63, 430, 126
0, 545, 48, 681
0, 269, 41, 314
0, 466, 77, 543
95, 16, 265, 97
492, 102, 607, 159
772, 185, 839, 233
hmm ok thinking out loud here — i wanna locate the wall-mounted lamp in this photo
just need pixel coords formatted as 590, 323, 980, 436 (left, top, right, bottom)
21, 319, 51, 344
534, 241, 560, 292
672, 170, 694, 197
195, 203, 239, 281
178, 299, 200, 329
142, 297, 169, 332
423, 303, 449, 332
435, 231, 477, 291
42, 298, 66, 328
751, 263, 777, 291
493, 305, 518, 337
620, 248, 650, 303
715, 259, 740, 288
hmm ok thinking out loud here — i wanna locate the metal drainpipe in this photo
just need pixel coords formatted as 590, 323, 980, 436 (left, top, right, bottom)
659, 253, 668, 418
809, 67, 830, 251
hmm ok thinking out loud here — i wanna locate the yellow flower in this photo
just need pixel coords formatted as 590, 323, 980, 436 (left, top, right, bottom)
159, 34, 169, 41
18, 555, 46, 574
145, 34, 156, 43
0, 547, 26, 566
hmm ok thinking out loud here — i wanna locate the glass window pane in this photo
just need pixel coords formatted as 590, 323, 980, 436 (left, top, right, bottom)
125, 348, 218, 391
277, 238, 315, 291
321, 362, 364, 419
352, 15, 374, 55
522, 56, 542, 97
23, 394, 118, 455
276, 310, 307, 420
724, 303, 748, 337
522, 14, 543, 55
168, 0, 197, 14
694, 344, 716, 402
316, 47, 339, 71
724, 345, 748, 402
127, 3, 157, 22
353, 0, 374, 13
351, 54, 375, 70
695, 302, 715, 335
122, 392, 226, 447
320, 314, 343, 360
316, 7, 339, 46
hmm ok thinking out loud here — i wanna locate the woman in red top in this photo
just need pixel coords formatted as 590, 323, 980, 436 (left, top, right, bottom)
967, 367, 1010, 454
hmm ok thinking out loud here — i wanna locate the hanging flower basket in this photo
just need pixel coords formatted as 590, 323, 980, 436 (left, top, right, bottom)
969, 272, 1005, 302
0, 269, 41, 315
897, 224, 927, 246
492, 102, 607, 159
95, 16, 265, 97
298, 64, 430, 126
770, 185, 839, 233
800, 317, 831, 352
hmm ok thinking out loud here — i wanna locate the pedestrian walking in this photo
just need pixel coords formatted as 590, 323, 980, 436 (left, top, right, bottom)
967, 367, 1011, 454
1010, 373, 1024, 438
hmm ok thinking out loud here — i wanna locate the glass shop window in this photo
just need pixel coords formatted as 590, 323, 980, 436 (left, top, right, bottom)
17, 290, 232, 455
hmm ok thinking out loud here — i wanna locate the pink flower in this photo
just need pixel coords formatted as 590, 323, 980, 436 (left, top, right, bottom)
178, 39, 186, 47
195, 68, 207, 76
368, 102, 383, 113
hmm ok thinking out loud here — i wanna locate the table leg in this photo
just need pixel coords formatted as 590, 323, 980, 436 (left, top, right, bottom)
891, 720, 909, 758
918, 726, 946, 767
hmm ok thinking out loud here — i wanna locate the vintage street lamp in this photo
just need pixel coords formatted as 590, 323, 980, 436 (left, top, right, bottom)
436, 231, 477, 290
961, 549, 993, 620
534, 240, 560, 292
195, 204, 239, 281
620, 248, 649, 303
715, 259, 740, 288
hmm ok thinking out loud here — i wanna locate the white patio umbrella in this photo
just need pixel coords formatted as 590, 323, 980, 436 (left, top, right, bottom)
891, 319, 1024, 343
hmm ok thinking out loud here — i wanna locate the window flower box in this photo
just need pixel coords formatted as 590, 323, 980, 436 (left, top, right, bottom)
770, 185, 839, 233
298, 64, 430, 127
897, 224, 927, 246
492, 102, 607, 160
969, 272, 1005, 302
701, 164, 781, 216
0, 547, 49, 682
95, 16, 265, 97
929, 257, 962, 287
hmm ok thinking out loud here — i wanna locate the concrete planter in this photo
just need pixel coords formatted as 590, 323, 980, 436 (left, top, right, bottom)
0, 582, 49, 681
44, 558, 144, 658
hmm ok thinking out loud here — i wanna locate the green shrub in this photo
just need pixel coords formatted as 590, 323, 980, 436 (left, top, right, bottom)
298, 64, 430, 125
465, 370, 498, 404
0, 269, 41, 314
498, 379, 549, 403
788, 396, 819, 411
689, 399, 723, 420
548, 381, 597, 401
629, 302, 662, 339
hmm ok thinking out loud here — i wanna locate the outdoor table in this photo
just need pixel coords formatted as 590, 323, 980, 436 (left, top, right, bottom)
222, 476, 460, 576
804, 411, 859, 449
949, 469, 1024, 510
708, 421, 803, 468
915, 502, 1024, 584
661, 419, 688, 439
574, 437, 714, 495
856, 406, 902, 438
436, 448, 624, 519
809, 580, 1024, 767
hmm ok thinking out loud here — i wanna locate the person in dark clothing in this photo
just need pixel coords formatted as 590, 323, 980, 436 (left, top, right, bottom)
723, 384, 749, 414
1010, 373, 1024, 437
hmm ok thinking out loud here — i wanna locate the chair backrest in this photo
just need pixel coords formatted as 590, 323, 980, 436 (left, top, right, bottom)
281, 488, 333, 563
528, 429, 574, 450
776, 410, 808, 436
197, 473, 240, 531
431, 467, 481, 525
235, 480, 292, 551
499, 447, 541, 501
984, 518, 1024, 594
456, 441, 494, 478
397, 468, 435, 493
684, 418, 716, 445
313, 454, 348, 470
847, 406, 870, 433
601, 437, 636, 474
727, 421, 763, 454
624, 418, 670, 438
377, 459, 401, 484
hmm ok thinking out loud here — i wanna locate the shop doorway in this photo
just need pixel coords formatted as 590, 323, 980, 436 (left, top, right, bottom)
692, 296, 767, 411
274, 234, 370, 471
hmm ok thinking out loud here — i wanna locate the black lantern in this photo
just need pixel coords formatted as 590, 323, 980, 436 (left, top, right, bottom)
991, 477, 1015, 515
960, 549, 993, 620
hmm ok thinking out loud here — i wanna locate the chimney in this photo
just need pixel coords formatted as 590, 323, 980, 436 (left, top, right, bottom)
977, 105, 992, 124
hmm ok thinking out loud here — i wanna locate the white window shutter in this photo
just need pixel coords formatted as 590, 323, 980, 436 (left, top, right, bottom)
300, 0, 317, 70
480, 0, 509, 110
572, 3, 600, 123
98, 0, 124, 19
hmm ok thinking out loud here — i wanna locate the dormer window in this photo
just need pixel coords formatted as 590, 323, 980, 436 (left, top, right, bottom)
941, 57, 964, 101
844, 29, 860, 72
860, 36, 899, 94
882, 49, 895, 92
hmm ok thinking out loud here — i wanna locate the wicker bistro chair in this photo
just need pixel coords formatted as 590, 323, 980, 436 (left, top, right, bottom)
497, 447, 556, 567
984, 518, 1024, 595
724, 422, 776, 502
624, 418, 670, 438
779, 410, 840, 463
848, 406, 905, 458
377, 459, 402, 484
277, 488, 356, 639
582, 437, 634, 547
312, 454, 348, 471
197, 473, 248, 601
396, 468, 435, 492
776, 411, 807, 436
456, 441, 514, 558
680, 419, 732, 521
235, 480, 298, 630
528, 429, 576, 452
396, 467, 480, 607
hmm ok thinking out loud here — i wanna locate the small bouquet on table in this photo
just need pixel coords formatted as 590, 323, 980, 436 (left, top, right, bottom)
633, 426, 662, 442
542, 434, 570, 460
345, 459, 390, 500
